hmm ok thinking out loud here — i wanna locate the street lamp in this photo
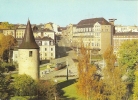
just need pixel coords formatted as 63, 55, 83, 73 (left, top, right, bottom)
66, 59, 68, 81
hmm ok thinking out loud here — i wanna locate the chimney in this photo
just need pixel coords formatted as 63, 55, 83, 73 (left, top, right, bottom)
109, 19, 117, 25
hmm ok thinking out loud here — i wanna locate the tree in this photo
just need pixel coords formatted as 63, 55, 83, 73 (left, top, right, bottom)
37, 80, 57, 100
0, 22, 15, 29
12, 74, 37, 96
76, 44, 102, 100
0, 61, 12, 99
0, 34, 17, 61
118, 40, 138, 83
102, 46, 127, 100
133, 67, 138, 100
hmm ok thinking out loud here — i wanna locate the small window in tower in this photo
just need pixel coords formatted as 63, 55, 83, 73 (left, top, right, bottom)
29, 51, 33, 57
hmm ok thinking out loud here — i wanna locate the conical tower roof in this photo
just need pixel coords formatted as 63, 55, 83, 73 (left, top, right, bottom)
19, 20, 39, 49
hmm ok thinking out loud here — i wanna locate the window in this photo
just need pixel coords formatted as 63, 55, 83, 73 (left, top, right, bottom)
44, 42, 47, 45
45, 48, 47, 51
51, 53, 53, 56
89, 28, 91, 31
51, 48, 53, 51
45, 53, 47, 56
92, 43, 94, 46
29, 51, 32, 57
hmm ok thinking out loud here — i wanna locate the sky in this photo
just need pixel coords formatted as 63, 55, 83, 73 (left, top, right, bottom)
0, 0, 138, 26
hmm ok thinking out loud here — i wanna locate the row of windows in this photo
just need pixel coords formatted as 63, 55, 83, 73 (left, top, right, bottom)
44, 53, 53, 56
114, 36, 138, 38
45, 48, 53, 51
40, 53, 54, 57
83, 42, 100, 47
16, 33, 24, 35
74, 32, 101, 36
75, 25, 108, 33
44, 41, 54, 45
92, 43, 100, 47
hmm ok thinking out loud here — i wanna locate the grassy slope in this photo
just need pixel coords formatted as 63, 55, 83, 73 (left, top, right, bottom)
62, 83, 84, 100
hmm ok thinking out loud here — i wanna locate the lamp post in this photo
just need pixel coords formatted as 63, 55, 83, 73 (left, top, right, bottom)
66, 59, 68, 81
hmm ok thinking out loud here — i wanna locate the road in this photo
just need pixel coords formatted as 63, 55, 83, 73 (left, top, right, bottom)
41, 35, 78, 81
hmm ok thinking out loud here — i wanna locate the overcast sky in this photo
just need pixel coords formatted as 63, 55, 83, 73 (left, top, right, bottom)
0, 0, 138, 26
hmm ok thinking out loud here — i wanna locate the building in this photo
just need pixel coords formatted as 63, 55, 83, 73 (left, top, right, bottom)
18, 20, 39, 80
3, 29, 16, 37
113, 32, 138, 54
1, 25, 56, 62
71, 17, 115, 54
115, 25, 138, 33
44, 22, 61, 35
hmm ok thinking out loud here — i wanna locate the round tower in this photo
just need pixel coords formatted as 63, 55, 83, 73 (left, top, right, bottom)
18, 20, 39, 80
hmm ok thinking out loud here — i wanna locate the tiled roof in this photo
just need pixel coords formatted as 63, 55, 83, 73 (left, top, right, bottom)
35, 36, 53, 41
33, 29, 54, 33
77, 17, 111, 28
114, 32, 138, 36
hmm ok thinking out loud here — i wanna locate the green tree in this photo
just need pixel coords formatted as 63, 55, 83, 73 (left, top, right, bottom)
0, 22, 15, 29
133, 68, 138, 100
0, 61, 12, 99
12, 74, 37, 96
118, 40, 138, 82
102, 46, 127, 100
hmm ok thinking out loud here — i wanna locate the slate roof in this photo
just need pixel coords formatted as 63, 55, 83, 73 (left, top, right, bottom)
77, 17, 111, 28
19, 20, 39, 49
114, 32, 138, 36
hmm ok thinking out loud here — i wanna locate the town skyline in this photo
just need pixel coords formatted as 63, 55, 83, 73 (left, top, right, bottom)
0, 0, 138, 26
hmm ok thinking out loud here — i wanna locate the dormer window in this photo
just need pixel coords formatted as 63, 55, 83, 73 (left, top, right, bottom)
29, 51, 33, 57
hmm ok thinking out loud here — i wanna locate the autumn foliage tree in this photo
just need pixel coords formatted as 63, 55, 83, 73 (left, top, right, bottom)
76, 44, 103, 100
0, 34, 17, 61
102, 46, 127, 100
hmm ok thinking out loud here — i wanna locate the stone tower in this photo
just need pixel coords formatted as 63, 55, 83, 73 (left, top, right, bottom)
18, 20, 39, 80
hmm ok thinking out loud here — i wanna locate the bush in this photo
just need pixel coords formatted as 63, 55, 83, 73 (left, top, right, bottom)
1, 62, 16, 72
12, 74, 37, 96
10, 96, 38, 100
37, 80, 57, 100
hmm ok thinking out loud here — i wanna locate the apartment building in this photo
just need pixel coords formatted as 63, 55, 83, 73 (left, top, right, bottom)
44, 22, 61, 35
1, 26, 56, 62
71, 17, 115, 54
113, 32, 138, 54
115, 25, 138, 33
3, 29, 16, 37
16, 28, 25, 38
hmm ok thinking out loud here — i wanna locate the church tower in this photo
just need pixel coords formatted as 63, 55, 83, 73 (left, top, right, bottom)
18, 20, 39, 80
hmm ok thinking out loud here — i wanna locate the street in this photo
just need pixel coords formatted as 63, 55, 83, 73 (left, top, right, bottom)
40, 35, 78, 81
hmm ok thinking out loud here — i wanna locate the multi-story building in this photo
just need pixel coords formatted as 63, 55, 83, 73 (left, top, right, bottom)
1, 26, 56, 62
16, 28, 26, 38
3, 29, 16, 37
113, 32, 138, 54
44, 22, 61, 35
71, 17, 115, 54
65, 24, 77, 42
115, 25, 138, 33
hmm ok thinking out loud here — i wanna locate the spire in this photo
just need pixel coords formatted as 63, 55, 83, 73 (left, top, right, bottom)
19, 20, 39, 49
